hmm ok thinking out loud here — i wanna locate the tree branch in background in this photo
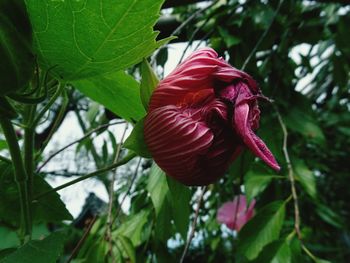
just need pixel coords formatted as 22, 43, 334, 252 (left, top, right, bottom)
112, 157, 142, 225
241, 0, 285, 71
66, 215, 97, 263
275, 107, 302, 240
33, 152, 137, 200
180, 186, 207, 263
106, 124, 128, 262
36, 120, 125, 173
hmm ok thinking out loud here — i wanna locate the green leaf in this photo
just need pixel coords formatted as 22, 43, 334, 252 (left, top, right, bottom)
73, 71, 145, 122
315, 203, 343, 229
251, 240, 291, 263
293, 159, 317, 199
166, 176, 191, 240
147, 163, 169, 216
284, 106, 325, 145
117, 235, 136, 263
32, 176, 73, 223
25, 0, 166, 80
0, 231, 66, 263
0, 162, 72, 226
0, 0, 34, 95
218, 27, 241, 47
238, 201, 286, 261
0, 227, 19, 250
140, 58, 159, 110
84, 240, 107, 263
244, 165, 284, 203
0, 140, 7, 150
147, 163, 173, 241
114, 210, 149, 247
124, 118, 151, 158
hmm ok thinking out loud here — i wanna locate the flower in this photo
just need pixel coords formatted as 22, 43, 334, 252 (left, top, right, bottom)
217, 195, 255, 232
144, 48, 279, 186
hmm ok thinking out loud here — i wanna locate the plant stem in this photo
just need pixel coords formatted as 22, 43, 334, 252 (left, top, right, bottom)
24, 105, 36, 200
275, 107, 302, 240
180, 186, 206, 263
33, 152, 137, 200
0, 116, 31, 242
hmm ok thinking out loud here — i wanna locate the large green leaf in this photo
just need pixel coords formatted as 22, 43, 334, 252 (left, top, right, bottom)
147, 163, 172, 241
0, 161, 72, 226
166, 176, 191, 240
73, 71, 145, 122
244, 164, 282, 203
0, 231, 66, 263
117, 235, 136, 263
238, 201, 286, 261
0, 0, 34, 95
114, 210, 149, 247
251, 240, 291, 263
147, 163, 169, 216
293, 159, 317, 199
25, 0, 166, 80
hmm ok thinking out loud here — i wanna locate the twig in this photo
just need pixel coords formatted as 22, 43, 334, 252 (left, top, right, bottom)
36, 120, 125, 172
66, 215, 97, 263
105, 124, 128, 262
241, 0, 284, 71
180, 186, 207, 263
33, 152, 137, 200
275, 107, 302, 240
152, 0, 218, 65
172, 1, 218, 37
112, 157, 142, 225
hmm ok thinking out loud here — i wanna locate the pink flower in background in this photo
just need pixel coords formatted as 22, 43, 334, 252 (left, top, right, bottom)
144, 48, 279, 186
217, 195, 256, 231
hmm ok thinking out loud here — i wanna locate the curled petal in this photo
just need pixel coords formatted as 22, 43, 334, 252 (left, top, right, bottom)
234, 102, 280, 171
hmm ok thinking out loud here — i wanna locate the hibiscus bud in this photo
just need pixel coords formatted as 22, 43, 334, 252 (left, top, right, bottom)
217, 195, 255, 232
144, 48, 279, 186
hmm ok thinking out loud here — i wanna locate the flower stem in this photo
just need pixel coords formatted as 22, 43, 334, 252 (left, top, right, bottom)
0, 116, 32, 242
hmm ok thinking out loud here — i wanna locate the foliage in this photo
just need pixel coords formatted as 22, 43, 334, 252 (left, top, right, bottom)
0, 0, 349, 262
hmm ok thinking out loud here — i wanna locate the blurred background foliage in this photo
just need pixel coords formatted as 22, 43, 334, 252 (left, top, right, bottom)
0, 0, 349, 262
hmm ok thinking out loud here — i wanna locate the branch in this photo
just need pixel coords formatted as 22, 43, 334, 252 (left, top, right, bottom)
180, 186, 206, 263
36, 120, 125, 173
162, 0, 208, 8
105, 124, 129, 260
33, 152, 137, 200
112, 158, 142, 225
66, 215, 97, 263
241, 0, 285, 71
275, 107, 302, 240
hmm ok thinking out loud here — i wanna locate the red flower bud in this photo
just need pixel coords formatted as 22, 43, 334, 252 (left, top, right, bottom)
217, 195, 255, 232
144, 48, 280, 186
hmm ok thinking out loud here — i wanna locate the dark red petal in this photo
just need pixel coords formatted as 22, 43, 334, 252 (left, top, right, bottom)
234, 103, 280, 171
144, 106, 215, 185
